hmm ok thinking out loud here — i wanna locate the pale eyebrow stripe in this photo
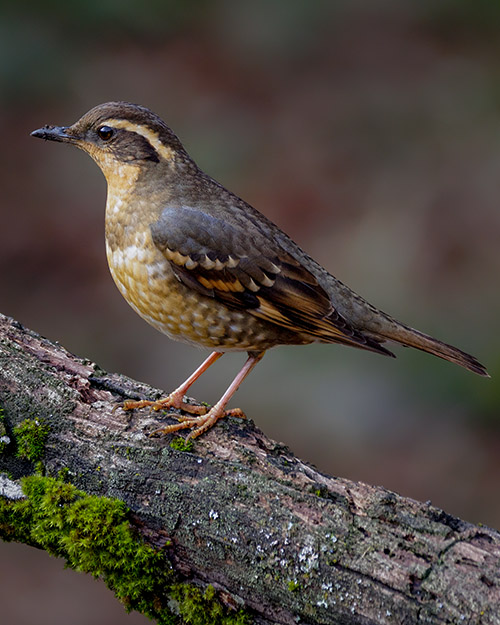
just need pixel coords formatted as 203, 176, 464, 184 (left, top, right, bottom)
103, 118, 175, 161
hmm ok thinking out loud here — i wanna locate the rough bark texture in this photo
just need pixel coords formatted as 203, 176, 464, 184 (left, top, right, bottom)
0, 312, 499, 624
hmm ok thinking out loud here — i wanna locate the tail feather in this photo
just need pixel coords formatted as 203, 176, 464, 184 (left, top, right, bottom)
379, 323, 489, 377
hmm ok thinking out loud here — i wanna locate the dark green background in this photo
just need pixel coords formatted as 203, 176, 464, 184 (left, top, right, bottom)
1, 1, 499, 623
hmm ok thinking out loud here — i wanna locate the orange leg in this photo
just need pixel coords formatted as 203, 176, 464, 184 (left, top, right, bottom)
151, 351, 265, 440
122, 351, 224, 415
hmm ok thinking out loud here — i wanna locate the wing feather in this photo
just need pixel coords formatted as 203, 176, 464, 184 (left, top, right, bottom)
151, 204, 393, 355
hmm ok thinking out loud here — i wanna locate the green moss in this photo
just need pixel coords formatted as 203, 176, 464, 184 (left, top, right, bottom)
0, 409, 9, 454
0, 476, 252, 624
169, 437, 195, 453
58, 467, 71, 482
0, 475, 173, 622
288, 579, 300, 592
309, 485, 329, 499
170, 584, 250, 625
14, 418, 50, 462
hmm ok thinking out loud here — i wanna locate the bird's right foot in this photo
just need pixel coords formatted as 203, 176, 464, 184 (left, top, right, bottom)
120, 393, 208, 416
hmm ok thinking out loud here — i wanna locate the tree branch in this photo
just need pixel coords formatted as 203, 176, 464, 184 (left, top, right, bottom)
0, 312, 499, 624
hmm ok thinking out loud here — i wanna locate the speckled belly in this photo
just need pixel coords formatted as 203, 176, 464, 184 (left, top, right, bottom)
105, 230, 300, 352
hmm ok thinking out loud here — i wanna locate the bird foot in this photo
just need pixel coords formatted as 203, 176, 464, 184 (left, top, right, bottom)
121, 395, 208, 416
150, 406, 246, 440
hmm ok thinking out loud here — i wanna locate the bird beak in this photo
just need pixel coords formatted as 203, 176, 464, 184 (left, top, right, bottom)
31, 125, 76, 143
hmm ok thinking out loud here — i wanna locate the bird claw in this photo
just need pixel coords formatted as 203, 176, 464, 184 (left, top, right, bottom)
120, 396, 208, 415
150, 406, 247, 440
119, 395, 245, 439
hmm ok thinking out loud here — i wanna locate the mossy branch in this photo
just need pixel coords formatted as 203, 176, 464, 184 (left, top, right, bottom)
0, 312, 499, 625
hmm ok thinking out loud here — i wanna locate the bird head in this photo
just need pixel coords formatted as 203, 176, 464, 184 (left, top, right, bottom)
31, 101, 191, 186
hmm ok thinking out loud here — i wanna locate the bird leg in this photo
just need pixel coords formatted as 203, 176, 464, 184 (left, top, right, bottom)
151, 351, 265, 440
121, 351, 224, 415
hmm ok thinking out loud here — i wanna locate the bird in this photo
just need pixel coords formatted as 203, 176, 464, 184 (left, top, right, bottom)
31, 101, 489, 439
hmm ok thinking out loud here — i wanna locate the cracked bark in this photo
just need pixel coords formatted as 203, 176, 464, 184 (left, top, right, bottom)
0, 311, 499, 625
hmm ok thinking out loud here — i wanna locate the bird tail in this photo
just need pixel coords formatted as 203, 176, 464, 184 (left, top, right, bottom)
376, 321, 489, 377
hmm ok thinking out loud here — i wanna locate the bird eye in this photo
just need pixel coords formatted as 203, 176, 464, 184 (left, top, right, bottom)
97, 125, 115, 141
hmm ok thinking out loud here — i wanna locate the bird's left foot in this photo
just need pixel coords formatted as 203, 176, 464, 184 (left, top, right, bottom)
150, 406, 246, 440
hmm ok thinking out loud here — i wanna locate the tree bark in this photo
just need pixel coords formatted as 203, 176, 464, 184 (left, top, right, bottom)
0, 311, 499, 625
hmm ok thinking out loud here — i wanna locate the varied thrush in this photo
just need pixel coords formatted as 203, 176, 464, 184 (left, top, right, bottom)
31, 102, 489, 439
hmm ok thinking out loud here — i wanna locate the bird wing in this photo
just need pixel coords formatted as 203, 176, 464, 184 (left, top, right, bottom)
151, 204, 393, 355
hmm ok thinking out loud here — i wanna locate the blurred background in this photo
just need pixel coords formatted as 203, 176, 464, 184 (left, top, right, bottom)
1, 1, 500, 623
